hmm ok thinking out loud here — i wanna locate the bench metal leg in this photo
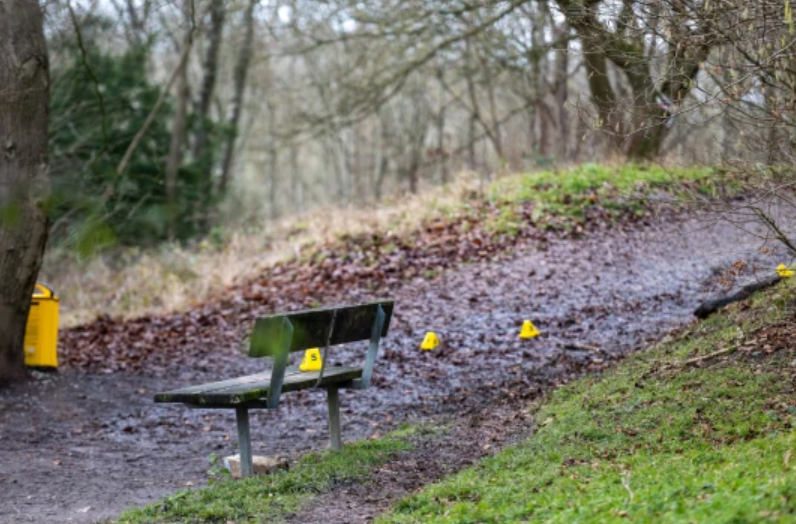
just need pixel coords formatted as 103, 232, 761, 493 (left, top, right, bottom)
327, 387, 342, 450
235, 407, 253, 478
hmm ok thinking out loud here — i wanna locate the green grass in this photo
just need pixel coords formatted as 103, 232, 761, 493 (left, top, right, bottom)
492, 163, 712, 207
117, 427, 415, 524
483, 163, 713, 233
378, 281, 796, 524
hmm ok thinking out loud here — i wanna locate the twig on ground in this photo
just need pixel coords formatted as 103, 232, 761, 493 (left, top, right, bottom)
684, 345, 738, 366
621, 472, 634, 502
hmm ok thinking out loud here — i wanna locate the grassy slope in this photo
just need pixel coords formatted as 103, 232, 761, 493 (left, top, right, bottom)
467, 164, 710, 236
51, 164, 709, 327
117, 428, 415, 523
379, 280, 796, 524
489, 163, 709, 214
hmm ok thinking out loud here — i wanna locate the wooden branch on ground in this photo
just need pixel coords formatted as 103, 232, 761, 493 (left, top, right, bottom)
561, 342, 603, 353
693, 275, 781, 319
684, 345, 738, 366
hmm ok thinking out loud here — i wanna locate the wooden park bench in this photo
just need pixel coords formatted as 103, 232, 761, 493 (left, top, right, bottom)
154, 301, 394, 477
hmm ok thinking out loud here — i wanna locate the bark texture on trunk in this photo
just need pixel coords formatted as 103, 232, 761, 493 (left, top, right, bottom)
165, 0, 196, 239
555, 25, 570, 159
436, 96, 448, 185
219, 0, 257, 194
165, 32, 191, 239
192, 0, 226, 161
0, 0, 50, 384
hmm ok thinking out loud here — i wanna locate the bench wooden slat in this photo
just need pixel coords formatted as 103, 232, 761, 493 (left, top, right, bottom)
249, 301, 394, 357
157, 371, 273, 397
154, 366, 363, 406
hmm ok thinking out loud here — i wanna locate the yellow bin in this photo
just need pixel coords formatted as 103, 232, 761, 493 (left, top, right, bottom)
24, 283, 60, 368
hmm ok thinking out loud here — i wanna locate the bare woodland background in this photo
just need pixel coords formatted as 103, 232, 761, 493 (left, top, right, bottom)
42, 0, 795, 247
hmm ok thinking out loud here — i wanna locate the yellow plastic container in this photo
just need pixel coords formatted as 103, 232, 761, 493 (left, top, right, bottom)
24, 283, 60, 368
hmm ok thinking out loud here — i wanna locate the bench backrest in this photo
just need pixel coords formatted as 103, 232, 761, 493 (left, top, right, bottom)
248, 300, 394, 408
249, 301, 394, 357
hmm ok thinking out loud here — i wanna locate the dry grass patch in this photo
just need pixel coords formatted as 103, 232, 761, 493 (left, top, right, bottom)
44, 176, 485, 327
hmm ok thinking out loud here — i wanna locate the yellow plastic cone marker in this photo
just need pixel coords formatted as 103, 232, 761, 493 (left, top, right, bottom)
420, 332, 440, 351
519, 320, 540, 339
776, 264, 795, 278
299, 348, 323, 372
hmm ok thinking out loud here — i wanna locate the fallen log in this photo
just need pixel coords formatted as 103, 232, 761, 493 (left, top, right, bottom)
694, 274, 781, 319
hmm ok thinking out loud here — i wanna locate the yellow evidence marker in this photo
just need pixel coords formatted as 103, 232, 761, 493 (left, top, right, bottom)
420, 332, 440, 350
299, 348, 323, 372
776, 264, 794, 278
519, 320, 540, 339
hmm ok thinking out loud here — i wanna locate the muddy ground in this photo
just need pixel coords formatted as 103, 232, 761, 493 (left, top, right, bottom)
0, 215, 776, 524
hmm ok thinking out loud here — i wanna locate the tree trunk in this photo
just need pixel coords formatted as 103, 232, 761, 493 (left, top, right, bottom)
467, 113, 477, 172
485, 77, 504, 164
581, 44, 621, 147
336, 129, 352, 205
555, 26, 570, 159
465, 39, 478, 172
623, 74, 668, 160
0, 0, 50, 385
436, 106, 447, 185
219, 0, 257, 195
290, 141, 303, 212
374, 109, 390, 201
624, 114, 667, 160
266, 101, 279, 220
561, 0, 712, 160
721, 64, 734, 161
435, 68, 448, 185
165, 27, 191, 240
531, 17, 549, 159
322, 137, 342, 201
192, 0, 226, 162
405, 85, 429, 195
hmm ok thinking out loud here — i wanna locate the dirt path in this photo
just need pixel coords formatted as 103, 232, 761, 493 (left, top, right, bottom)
0, 215, 775, 524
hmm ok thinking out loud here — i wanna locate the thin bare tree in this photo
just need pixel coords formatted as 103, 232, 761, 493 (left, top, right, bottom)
219, 0, 258, 194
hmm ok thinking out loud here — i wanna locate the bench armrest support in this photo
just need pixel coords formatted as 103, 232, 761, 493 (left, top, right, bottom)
267, 317, 293, 408
352, 304, 385, 390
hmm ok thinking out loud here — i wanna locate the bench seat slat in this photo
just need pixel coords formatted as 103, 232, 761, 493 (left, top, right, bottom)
154, 366, 363, 407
